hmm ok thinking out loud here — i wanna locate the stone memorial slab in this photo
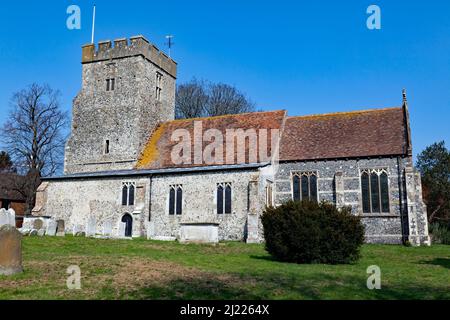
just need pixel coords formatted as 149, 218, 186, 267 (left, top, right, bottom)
118, 222, 126, 238
46, 220, 57, 236
7, 209, 16, 227
37, 229, 46, 237
85, 217, 96, 237
0, 209, 8, 227
72, 224, 80, 236
0, 225, 23, 276
180, 223, 219, 244
146, 221, 155, 240
29, 230, 38, 237
33, 219, 43, 230
103, 219, 113, 237
56, 220, 65, 237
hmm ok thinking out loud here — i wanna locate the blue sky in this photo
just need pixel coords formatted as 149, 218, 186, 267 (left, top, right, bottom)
0, 0, 449, 158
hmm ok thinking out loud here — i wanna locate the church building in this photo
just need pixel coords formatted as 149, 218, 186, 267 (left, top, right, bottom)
32, 35, 430, 246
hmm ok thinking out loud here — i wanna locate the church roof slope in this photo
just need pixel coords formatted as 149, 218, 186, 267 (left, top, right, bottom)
136, 110, 286, 170
279, 107, 408, 161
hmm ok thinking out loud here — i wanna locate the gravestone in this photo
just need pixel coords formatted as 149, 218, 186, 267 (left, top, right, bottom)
37, 229, 46, 237
21, 218, 35, 230
0, 225, 23, 276
7, 209, 16, 227
56, 220, 65, 237
33, 219, 43, 231
85, 217, 96, 237
118, 222, 126, 238
103, 219, 113, 237
72, 224, 80, 236
46, 220, 57, 237
0, 209, 8, 227
29, 230, 38, 237
146, 221, 155, 240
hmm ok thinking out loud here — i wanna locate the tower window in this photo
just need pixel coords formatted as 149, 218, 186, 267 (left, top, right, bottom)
217, 183, 232, 214
361, 169, 390, 214
156, 72, 163, 101
106, 78, 115, 91
169, 185, 183, 215
121, 182, 136, 206
292, 172, 318, 202
104, 140, 110, 154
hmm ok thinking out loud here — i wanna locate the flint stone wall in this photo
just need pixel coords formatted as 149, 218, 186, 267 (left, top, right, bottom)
150, 169, 262, 242
65, 38, 176, 174
274, 157, 429, 244
35, 177, 150, 238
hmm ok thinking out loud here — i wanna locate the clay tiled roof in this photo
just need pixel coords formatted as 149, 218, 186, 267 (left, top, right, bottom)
136, 110, 286, 170
279, 107, 408, 161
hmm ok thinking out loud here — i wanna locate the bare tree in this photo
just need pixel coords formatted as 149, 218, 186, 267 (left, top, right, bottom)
175, 79, 255, 119
1, 83, 69, 213
175, 79, 208, 119
207, 83, 255, 117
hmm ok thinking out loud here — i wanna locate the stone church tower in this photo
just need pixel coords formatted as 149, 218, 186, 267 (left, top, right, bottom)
64, 36, 177, 174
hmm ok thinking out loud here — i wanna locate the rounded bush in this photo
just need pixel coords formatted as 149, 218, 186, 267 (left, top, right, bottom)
261, 200, 365, 264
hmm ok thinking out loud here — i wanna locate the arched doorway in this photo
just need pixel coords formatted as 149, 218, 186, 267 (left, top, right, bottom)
121, 214, 133, 237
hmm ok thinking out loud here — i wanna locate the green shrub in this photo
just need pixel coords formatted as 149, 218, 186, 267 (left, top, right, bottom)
261, 200, 365, 264
429, 222, 450, 245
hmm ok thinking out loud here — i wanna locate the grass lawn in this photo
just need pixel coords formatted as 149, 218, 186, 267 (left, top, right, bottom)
0, 236, 448, 300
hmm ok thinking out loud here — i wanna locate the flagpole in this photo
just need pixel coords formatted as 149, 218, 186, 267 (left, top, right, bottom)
91, 5, 96, 44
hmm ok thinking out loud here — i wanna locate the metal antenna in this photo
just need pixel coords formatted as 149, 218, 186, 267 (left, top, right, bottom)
91, 5, 96, 44
165, 35, 174, 57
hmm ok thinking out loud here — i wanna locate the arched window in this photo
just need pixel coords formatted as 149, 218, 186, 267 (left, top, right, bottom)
176, 186, 183, 216
122, 185, 128, 206
293, 175, 300, 201
128, 185, 135, 206
361, 169, 390, 213
217, 185, 224, 215
217, 183, 232, 214
121, 182, 136, 206
169, 187, 176, 215
292, 172, 318, 202
169, 185, 183, 216
361, 172, 370, 213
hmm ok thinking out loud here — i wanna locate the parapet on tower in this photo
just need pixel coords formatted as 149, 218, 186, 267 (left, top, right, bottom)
64, 35, 177, 174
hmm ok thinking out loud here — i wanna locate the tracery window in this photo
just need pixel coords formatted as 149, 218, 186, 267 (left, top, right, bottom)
217, 183, 232, 214
169, 185, 183, 216
361, 169, 390, 213
121, 182, 136, 206
292, 172, 318, 202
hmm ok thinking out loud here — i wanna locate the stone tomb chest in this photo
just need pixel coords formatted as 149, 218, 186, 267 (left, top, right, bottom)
179, 223, 219, 244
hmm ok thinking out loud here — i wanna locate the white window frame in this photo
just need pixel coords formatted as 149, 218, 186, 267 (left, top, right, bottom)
168, 184, 183, 216
216, 182, 233, 215
121, 182, 136, 206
